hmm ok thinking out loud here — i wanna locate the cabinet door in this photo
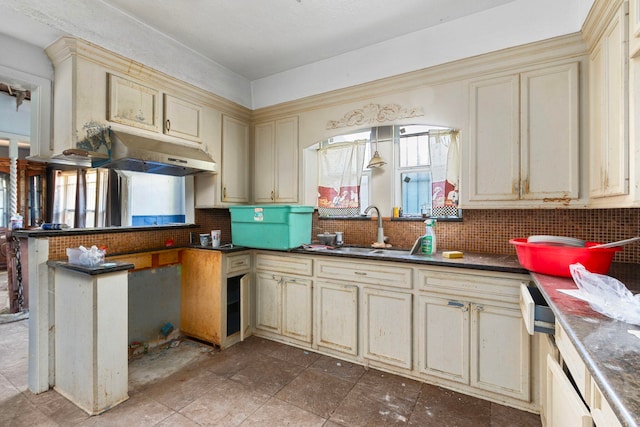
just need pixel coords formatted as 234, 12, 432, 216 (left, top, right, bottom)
282, 276, 312, 343
108, 74, 160, 132
274, 116, 299, 203
221, 115, 250, 203
590, 5, 629, 199
467, 74, 520, 202
180, 250, 222, 344
362, 287, 412, 369
521, 62, 579, 201
417, 295, 469, 384
254, 121, 276, 203
546, 355, 592, 427
470, 303, 530, 401
240, 274, 251, 341
255, 271, 282, 334
314, 281, 358, 356
163, 94, 202, 142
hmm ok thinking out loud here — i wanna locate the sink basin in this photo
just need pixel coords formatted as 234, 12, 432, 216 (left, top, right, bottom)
307, 246, 408, 257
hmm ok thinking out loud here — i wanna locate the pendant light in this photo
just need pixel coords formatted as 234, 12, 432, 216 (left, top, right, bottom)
367, 127, 386, 168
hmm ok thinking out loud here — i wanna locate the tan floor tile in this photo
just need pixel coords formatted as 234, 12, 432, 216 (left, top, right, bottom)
0, 391, 57, 427
156, 412, 201, 426
78, 394, 175, 426
23, 389, 91, 425
145, 368, 224, 411
179, 377, 269, 426
275, 369, 354, 418
240, 397, 326, 427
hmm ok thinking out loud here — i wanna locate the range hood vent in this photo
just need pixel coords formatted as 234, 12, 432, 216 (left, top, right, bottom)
92, 131, 217, 176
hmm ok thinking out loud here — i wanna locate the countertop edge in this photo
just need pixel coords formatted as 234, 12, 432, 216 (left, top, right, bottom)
47, 260, 135, 275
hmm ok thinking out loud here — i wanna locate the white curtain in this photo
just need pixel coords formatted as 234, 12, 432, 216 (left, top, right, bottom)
317, 141, 366, 216
429, 130, 460, 216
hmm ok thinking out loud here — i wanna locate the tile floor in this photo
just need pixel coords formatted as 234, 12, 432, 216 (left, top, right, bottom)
0, 318, 542, 426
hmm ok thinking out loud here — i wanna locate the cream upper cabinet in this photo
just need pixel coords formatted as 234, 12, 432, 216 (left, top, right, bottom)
221, 115, 250, 204
630, 0, 640, 57
163, 94, 202, 143
586, 1, 631, 204
464, 61, 581, 208
254, 116, 299, 203
108, 74, 207, 146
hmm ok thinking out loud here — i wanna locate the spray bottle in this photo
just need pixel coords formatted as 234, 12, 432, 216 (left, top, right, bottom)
421, 219, 437, 255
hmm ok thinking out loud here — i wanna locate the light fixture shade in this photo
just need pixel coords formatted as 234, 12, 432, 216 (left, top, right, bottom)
367, 151, 386, 168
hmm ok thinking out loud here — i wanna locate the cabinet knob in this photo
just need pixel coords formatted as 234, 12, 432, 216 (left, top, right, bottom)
223, 187, 227, 199
354, 271, 367, 276
166, 119, 171, 132
271, 190, 275, 201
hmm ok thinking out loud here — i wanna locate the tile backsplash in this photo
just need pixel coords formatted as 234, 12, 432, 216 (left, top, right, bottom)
197, 207, 640, 264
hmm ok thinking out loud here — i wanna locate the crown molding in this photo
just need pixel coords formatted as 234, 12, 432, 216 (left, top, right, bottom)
582, 0, 625, 50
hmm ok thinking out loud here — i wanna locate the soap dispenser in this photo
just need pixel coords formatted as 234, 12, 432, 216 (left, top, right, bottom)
421, 219, 437, 255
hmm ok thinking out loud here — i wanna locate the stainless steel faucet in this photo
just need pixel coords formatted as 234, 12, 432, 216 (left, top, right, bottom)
364, 205, 385, 244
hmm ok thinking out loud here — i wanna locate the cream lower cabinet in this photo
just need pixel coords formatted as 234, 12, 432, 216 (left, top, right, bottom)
315, 258, 413, 370
254, 253, 313, 345
546, 355, 592, 427
314, 281, 358, 357
362, 287, 413, 370
416, 268, 531, 404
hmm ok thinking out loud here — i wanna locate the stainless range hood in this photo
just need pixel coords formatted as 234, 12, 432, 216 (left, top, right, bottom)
92, 131, 218, 176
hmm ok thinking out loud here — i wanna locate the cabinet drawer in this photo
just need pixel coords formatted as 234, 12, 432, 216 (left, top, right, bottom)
255, 253, 313, 276
107, 253, 152, 270
417, 267, 527, 303
158, 250, 180, 266
226, 253, 251, 274
316, 259, 412, 289
590, 378, 623, 427
520, 284, 555, 335
556, 322, 590, 401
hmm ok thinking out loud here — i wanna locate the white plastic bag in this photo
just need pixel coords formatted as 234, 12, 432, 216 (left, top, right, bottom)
569, 263, 640, 326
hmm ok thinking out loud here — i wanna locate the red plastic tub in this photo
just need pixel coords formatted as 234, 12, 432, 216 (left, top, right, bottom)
509, 238, 621, 277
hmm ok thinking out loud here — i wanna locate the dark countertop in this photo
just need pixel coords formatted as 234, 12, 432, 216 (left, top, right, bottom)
291, 246, 528, 274
47, 260, 135, 276
186, 244, 249, 253
11, 223, 198, 237
531, 264, 640, 427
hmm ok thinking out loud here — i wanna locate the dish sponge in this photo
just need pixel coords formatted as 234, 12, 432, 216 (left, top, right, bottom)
443, 251, 464, 259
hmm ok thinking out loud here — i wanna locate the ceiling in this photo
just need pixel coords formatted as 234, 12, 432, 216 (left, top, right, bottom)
2, 0, 519, 81
0, 0, 594, 108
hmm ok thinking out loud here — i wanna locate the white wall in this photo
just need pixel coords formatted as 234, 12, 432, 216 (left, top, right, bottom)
128, 172, 185, 216
0, 33, 53, 82
0, 93, 31, 136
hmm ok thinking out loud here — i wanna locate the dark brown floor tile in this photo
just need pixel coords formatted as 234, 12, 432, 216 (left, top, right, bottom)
230, 355, 305, 395
269, 343, 321, 367
330, 386, 414, 426
235, 335, 287, 355
276, 369, 355, 418
490, 402, 541, 427
309, 355, 366, 383
241, 397, 326, 426
178, 377, 269, 426
355, 369, 423, 406
408, 383, 491, 426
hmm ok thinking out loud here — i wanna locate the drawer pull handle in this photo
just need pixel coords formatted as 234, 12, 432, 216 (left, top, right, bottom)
354, 272, 367, 276
448, 301, 464, 308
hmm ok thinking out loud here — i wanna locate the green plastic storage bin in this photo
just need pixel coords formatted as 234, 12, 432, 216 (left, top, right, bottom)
229, 205, 314, 250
